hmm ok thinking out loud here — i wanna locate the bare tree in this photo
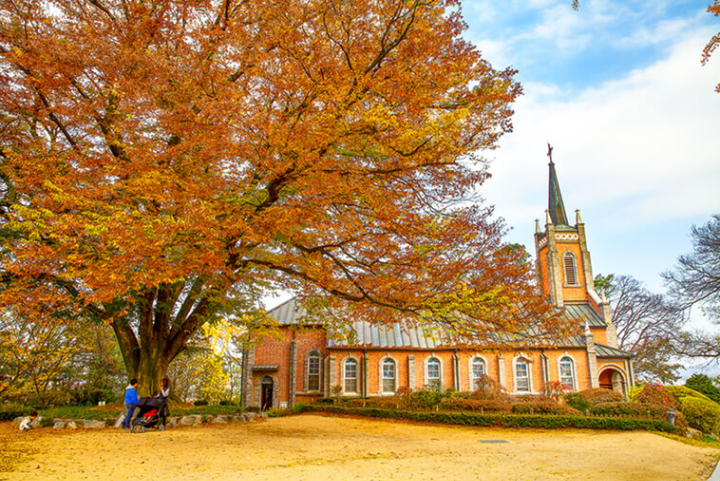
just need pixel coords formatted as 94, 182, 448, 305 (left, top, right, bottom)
595, 274, 686, 383
664, 215, 720, 358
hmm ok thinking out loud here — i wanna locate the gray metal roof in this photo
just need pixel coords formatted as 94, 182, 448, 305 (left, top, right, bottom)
595, 343, 633, 358
327, 321, 443, 349
562, 303, 606, 327
266, 298, 308, 324
266, 297, 608, 350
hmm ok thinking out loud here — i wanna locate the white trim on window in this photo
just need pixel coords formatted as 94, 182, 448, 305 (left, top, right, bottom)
423, 355, 443, 390
512, 354, 533, 394
557, 352, 577, 390
379, 355, 398, 395
468, 355, 488, 391
342, 355, 360, 395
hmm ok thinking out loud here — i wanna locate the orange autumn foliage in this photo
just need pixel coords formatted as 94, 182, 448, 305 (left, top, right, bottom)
0, 0, 570, 393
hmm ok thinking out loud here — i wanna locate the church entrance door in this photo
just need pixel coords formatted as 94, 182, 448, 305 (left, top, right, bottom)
261, 377, 273, 411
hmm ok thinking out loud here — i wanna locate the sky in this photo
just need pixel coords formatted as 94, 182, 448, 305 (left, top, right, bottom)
459, 0, 720, 301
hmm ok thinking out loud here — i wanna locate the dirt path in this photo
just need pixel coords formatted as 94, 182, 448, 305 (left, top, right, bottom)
1, 414, 718, 480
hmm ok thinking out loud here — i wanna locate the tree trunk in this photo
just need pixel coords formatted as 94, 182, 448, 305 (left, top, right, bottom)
111, 281, 210, 397
136, 346, 171, 398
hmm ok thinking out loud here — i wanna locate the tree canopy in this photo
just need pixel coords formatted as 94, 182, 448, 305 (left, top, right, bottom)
0, 0, 568, 393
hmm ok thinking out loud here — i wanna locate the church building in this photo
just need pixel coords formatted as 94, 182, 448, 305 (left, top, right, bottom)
241, 159, 634, 410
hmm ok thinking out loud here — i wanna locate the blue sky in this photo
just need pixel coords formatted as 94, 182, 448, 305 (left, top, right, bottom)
461, 1, 720, 308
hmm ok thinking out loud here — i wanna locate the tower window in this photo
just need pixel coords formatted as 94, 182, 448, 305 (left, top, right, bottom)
563, 251, 579, 286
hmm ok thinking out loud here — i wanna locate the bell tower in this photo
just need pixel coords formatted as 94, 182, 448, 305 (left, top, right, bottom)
534, 146, 598, 308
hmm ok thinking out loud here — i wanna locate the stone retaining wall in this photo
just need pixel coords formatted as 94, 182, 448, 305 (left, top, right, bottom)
13, 412, 263, 430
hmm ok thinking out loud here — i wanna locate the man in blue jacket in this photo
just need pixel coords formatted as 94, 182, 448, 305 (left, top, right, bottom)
122, 379, 139, 430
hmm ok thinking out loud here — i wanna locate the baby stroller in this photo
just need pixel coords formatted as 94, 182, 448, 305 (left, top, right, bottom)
131, 397, 168, 433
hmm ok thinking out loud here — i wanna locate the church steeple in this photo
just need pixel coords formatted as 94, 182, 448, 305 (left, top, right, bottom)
547, 143, 569, 226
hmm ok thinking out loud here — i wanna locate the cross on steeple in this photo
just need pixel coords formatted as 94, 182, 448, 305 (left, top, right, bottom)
547, 142, 554, 164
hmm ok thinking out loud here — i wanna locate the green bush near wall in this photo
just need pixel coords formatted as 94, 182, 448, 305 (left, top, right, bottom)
308, 405, 676, 433
679, 396, 720, 435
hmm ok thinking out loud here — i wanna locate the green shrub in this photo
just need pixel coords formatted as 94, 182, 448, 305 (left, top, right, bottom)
309, 405, 676, 433
315, 397, 337, 404
679, 396, 720, 435
685, 374, 720, 404
627, 384, 644, 402
69, 383, 119, 406
511, 401, 582, 416
590, 402, 667, 419
439, 398, 512, 413
39, 417, 55, 428
193, 399, 209, 406
407, 389, 444, 410
666, 385, 712, 404
0, 402, 29, 421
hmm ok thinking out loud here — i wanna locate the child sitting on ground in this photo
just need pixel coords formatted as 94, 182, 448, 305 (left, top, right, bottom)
19, 411, 38, 432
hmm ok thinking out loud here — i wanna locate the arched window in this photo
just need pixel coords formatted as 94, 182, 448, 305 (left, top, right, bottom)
344, 358, 358, 394
559, 356, 576, 389
514, 357, 531, 393
425, 357, 442, 389
307, 351, 321, 392
381, 358, 396, 394
563, 251, 579, 286
470, 357, 486, 390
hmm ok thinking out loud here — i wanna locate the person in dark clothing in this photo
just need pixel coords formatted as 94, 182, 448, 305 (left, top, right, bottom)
155, 377, 171, 429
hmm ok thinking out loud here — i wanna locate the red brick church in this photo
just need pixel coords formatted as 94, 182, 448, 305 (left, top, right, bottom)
241, 160, 634, 410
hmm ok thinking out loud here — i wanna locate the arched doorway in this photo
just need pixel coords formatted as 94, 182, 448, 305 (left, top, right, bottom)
598, 367, 627, 395
261, 376, 274, 411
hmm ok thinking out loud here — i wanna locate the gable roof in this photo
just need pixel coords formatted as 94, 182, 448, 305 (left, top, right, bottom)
266, 298, 610, 350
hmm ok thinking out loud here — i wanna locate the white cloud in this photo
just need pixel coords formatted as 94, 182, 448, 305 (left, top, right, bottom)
481, 27, 720, 290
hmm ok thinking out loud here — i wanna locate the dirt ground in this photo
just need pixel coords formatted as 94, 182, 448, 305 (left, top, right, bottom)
1, 414, 719, 481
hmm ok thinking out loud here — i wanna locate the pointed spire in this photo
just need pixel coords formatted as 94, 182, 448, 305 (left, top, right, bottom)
547, 144, 569, 226
601, 289, 608, 304
575, 209, 583, 225
545, 209, 553, 226
535, 218, 541, 234
584, 319, 591, 336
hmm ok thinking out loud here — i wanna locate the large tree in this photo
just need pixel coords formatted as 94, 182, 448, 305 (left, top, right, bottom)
664, 215, 720, 358
0, 0, 567, 395
594, 274, 686, 383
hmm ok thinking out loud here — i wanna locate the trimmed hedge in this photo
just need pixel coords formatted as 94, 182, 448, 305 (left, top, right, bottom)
308, 405, 676, 432
679, 396, 720, 435
666, 385, 713, 404
589, 402, 668, 419
565, 388, 623, 412
511, 401, 582, 416
439, 398, 512, 413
